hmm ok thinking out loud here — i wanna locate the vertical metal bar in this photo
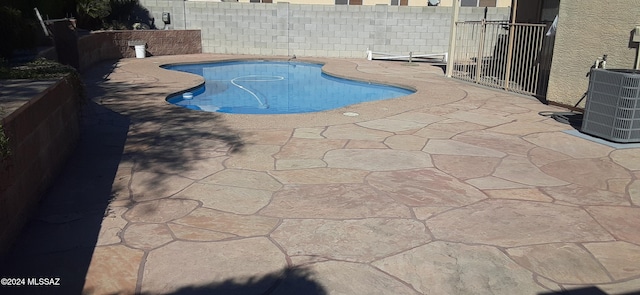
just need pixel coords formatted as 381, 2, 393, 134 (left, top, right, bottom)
493, 23, 499, 87
532, 27, 543, 94
487, 22, 497, 87
475, 19, 486, 84
503, 0, 518, 91
503, 23, 515, 91
527, 26, 537, 94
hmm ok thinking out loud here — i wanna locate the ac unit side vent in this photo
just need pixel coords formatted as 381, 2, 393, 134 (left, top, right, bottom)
581, 69, 640, 143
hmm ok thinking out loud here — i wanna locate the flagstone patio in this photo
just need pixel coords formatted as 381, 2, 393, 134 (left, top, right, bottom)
1, 54, 639, 295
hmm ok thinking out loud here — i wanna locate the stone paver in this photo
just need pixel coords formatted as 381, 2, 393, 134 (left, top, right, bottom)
584, 241, 640, 280
506, 243, 611, 284
367, 169, 487, 206
541, 184, 631, 206
123, 223, 174, 250
585, 206, 640, 245
432, 154, 500, 179
523, 132, 614, 158
423, 139, 506, 157
373, 241, 547, 295
323, 124, 392, 141
83, 245, 144, 295
124, 199, 199, 223
3, 55, 640, 295
324, 149, 433, 171
201, 169, 283, 191
271, 218, 430, 262
260, 183, 411, 219
494, 155, 569, 186
384, 134, 428, 150
173, 207, 280, 236
130, 171, 194, 201
540, 157, 630, 190
174, 183, 272, 214
357, 118, 426, 132
142, 238, 287, 294
484, 188, 554, 202
270, 167, 368, 184
275, 138, 346, 159
426, 199, 614, 247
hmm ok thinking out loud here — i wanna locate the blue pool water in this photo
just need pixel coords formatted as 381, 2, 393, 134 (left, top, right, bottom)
164, 61, 414, 114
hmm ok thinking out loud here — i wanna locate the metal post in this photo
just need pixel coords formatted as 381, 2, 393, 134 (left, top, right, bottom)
445, 0, 460, 77
503, 0, 518, 90
475, 19, 486, 84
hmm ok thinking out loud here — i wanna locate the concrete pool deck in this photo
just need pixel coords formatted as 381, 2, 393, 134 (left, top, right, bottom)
2, 54, 640, 294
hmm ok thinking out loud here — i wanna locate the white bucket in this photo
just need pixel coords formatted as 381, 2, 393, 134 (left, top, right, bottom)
134, 45, 146, 58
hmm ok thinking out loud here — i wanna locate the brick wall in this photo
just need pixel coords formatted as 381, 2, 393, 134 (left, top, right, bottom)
0, 75, 83, 256
138, 1, 510, 58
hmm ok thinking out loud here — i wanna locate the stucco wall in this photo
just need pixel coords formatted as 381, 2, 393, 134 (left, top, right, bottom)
546, 0, 640, 106
139, 1, 510, 58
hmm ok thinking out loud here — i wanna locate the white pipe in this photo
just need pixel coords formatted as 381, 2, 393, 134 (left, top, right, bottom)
445, 0, 460, 77
636, 47, 640, 70
34, 8, 49, 37
230, 75, 284, 109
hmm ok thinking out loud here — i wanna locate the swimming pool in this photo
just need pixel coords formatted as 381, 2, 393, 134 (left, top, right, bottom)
165, 61, 414, 114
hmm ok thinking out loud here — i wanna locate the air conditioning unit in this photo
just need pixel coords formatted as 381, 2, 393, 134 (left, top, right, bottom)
581, 68, 640, 143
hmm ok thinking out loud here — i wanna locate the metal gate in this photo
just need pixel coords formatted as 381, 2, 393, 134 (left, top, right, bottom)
450, 20, 554, 98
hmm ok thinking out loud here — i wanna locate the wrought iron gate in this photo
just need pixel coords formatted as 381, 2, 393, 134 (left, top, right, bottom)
450, 20, 554, 98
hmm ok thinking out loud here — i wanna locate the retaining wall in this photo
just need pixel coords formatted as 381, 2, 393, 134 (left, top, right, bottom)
0, 76, 83, 256
40, 30, 202, 72
1, 29, 201, 256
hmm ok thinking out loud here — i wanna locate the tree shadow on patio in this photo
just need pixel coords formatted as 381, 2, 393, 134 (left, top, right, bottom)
135, 266, 327, 295
539, 286, 640, 295
0, 59, 247, 295
84, 59, 246, 202
0, 99, 130, 295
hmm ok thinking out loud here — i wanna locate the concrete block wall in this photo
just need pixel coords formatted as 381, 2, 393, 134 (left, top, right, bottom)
139, 0, 510, 58
0, 76, 83, 256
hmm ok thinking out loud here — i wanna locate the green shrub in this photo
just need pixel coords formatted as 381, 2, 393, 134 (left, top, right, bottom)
0, 57, 76, 79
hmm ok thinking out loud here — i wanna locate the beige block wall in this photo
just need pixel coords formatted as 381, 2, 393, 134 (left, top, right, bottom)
234, 0, 511, 6
437, 0, 510, 6
546, 0, 640, 106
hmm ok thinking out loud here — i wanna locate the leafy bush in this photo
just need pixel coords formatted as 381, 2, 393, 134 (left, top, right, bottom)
0, 57, 76, 79
76, 0, 111, 30
0, 57, 85, 160
75, 0, 154, 30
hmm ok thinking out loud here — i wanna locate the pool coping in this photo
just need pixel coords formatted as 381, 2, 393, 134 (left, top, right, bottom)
114, 54, 468, 130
